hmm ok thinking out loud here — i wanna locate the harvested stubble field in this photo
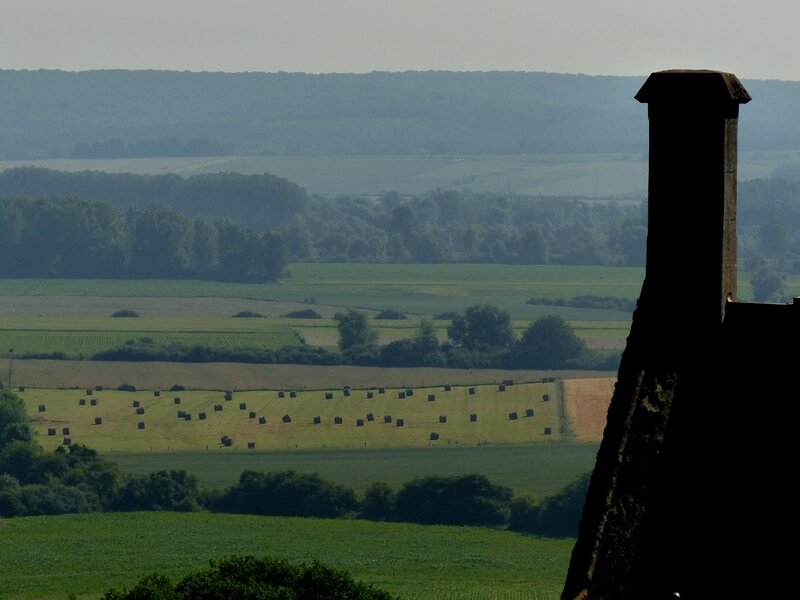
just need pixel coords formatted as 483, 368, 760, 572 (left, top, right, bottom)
24, 380, 566, 453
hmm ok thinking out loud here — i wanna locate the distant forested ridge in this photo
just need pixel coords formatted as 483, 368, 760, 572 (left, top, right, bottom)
1, 69, 799, 160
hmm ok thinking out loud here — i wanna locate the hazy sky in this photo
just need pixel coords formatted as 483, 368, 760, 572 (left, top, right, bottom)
2, 0, 799, 81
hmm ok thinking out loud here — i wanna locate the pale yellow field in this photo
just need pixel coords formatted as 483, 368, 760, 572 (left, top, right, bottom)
22, 381, 565, 452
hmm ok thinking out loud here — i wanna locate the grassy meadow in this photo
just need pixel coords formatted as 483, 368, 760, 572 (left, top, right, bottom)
0, 512, 574, 600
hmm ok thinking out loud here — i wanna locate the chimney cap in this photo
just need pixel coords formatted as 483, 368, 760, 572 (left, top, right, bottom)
635, 69, 751, 105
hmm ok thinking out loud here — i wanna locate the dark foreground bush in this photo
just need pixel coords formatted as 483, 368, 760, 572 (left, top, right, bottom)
101, 554, 398, 600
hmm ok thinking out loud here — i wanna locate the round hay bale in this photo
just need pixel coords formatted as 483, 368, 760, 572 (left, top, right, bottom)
405, 388, 414, 396
343, 389, 351, 397
439, 415, 447, 423
174, 397, 181, 404
249, 411, 256, 419
38, 404, 46, 412
223, 438, 233, 447
313, 416, 321, 424
90, 398, 98, 406
136, 407, 145, 415
282, 415, 291, 423
62, 427, 70, 435
278, 391, 285, 398
325, 392, 333, 400
396, 418, 404, 427
239, 402, 247, 410
153, 390, 160, 397
378, 387, 385, 394
214, 404, 223, 412
543, 393, 550, 402
367, 413, 375, 421
444, 384, 452, 391
430, 432, 440, 441
137, 422, 145, 429
508, 412, 518, 420
525, 408, 535, 417
334, 416, 343, 424
95, 384, 104, 391
86, 389, 93, 396
177, 410, 186, 418
428, 394, 436, 402
470, 413, 478, 422
132, 400, 140, 408
259, 416, 267, 424
184, 413, 192, 421
247, 442, 255, 449
384, 415, 392, 423
199, 412, 207, 420
468, 387, 476, 395
94, 417, 102, 425
17, 385, 25, 392
289, 390, 297, 398
224, 391, 233, 401
398, 391, 406, 399
544, 426, 553, 435
47, 428, 56, 436
79, 398, 86, 406
63, 437, 71, 446
366, 391, 374, 399
498, 384, 506, 392
356, 419, 364, 427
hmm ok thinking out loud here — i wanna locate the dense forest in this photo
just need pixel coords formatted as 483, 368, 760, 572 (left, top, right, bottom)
3, 167, 800, 290
1, 70, 800, 159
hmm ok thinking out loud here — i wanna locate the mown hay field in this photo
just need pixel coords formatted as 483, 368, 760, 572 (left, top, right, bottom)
23, 381, 564, 453
0, 512, 574, 600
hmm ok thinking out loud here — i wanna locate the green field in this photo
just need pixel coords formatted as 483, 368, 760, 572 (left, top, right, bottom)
108, 443, 599, 498
0, 264, 648, 357
0, 512, 573, 600
1, 150, 794, 196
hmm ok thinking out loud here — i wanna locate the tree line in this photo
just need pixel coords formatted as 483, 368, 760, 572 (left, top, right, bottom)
0, 197, 285, 282
83, 305, 620, 371
0, 389, 587, 539
6, 167, 800, 281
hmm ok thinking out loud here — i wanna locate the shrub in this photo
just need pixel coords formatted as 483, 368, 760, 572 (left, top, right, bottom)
101, 555, 397, 600
283, 308, 322, 318
374, 309, 406, 320
116, 383, 137, 392
111, 309, 139, 318
169, 384, 186, 392
232, 310, 265, 318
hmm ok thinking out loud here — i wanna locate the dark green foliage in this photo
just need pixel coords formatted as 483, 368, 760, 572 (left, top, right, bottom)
508, 472, 591, 538
359, 482, 395, 521
374, 309, 406, 320
232, 311, 265, 318
211, 470, 358, 519
447, 304, 514, 350
169, 384, 186, 392
0, 197, 286, 282
0, 390, 33, 448
112, 309, 140, 318
113, 470, 201, 512
513, 315, 587, 369
117, 383, 137, 392
393, 474, 512, 526
101, 554, 397, 600
282, 309, 321, 319
334, 309, 377, 351
526, 295, 636, 313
